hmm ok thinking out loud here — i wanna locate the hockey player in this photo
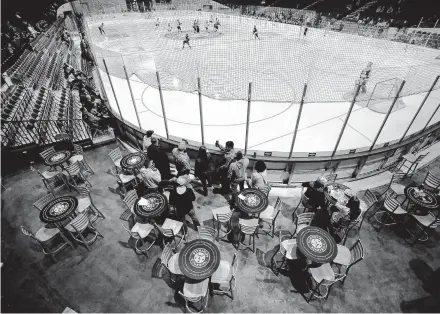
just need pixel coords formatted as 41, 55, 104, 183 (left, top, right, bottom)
167, 23, 172, 32
182, 34, 191, 49
205, 20, 209, 32
155, 18, 160, 28
177, 19, 182, 32
253, 25, 260, 39
358, 62, 372, 93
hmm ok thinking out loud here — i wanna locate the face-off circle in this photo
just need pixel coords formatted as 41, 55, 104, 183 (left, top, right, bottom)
178, 239, 220, 280
134, 192, 168, 218
297, 226, 337, 264
237, 188, 268, 214
40, 196, 78, 223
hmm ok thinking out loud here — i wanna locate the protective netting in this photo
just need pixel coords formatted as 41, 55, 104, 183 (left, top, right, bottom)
82, 0, 440, 105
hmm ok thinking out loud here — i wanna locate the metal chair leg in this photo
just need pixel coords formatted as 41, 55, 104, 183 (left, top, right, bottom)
78, 232, 91, 251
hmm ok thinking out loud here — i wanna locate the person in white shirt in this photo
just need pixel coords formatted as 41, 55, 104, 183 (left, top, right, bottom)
139, 160, 161, 191
143, 130, 154, 153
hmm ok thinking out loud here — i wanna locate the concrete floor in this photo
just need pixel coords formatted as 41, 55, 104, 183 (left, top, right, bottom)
1, 142, 440, 313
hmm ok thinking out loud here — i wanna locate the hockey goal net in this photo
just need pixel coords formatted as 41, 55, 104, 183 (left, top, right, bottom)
366, 78, 405, 114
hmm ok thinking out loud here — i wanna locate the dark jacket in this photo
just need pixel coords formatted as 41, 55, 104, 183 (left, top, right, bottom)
169, 188, 196, 216
148, 146, 172, 180
194, 153, 214, 178
347, 197, 361, 220
302, 181, 326, 209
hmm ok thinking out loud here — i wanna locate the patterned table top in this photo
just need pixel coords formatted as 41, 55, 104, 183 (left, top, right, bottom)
120, 152, 146, 170
178, 239, 221, 281
134, 192, 168, 218
297, 226, 338, 264
40, 196, 78, 223
44, 150, 71, 167
405, 186, 439, 210
236, 188, 269, 215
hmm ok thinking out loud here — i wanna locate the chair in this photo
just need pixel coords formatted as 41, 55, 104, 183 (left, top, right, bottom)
380, 172, 406, 199
160, 244, 180, 280
154, 219, 186, 249
122, 189, 138, 225
30, 164, 68, 195
21, 225, 72, 262
33, 193, 55, 211
122, 222, 156, 256
64, 161, 92, 188
39, 146, 55, 160
271, 231, 299, 276
178, 282, 209, 314
302, 263, 346, 302
405, 212, 440, 245
423, 171, 440, 192
211, 253, 238, 299
325, 173, 338, 183
332, 239, 364, 284
65, 213, 104, 251
109, 167, 136, 196
238, 218, 259, 252
211, 206, 233, 241
258, 184, 272, 196
342, 190, 378, 244
259, 197, 283, 237
293, 189, 313, 220
108, 147, 123, 173
293, 212, 315, 236
198, 226, 216, 242
395, 152, 428, 178
75, 186, 105, 222
69, 144, 94, 174
372, 193, 407, 227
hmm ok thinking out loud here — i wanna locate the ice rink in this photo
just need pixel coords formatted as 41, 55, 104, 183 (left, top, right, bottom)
87, 12, 440, 155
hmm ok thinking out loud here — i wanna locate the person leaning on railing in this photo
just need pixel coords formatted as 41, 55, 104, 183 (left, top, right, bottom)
301, 176, 327, 211
213, 140, 235, 193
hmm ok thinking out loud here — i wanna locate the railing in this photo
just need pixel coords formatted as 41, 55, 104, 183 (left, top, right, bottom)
0, 119, 92, 149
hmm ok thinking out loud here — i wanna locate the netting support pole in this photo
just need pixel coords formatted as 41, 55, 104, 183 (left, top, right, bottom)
244, 82, 252, 155
369, 80, 406, 151
425, 19, 438, 47
123, 65, 142, 129
409, 17, 423, 43
422, 103, 440, 133
103, 59, 124, 122
289, 84, 307, 158
331, 84, 361, 157
156, 71, 169, 140
198, 77, 205, 145
399, 75, 439, 143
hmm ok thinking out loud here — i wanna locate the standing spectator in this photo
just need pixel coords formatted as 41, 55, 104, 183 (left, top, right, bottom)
344, 189, 361, 220
148, 137, 173, 180
228, 151, 249, 192
329, 203, 351, 243
301, 176, 327, 211
98, 23, 105, 35
247, 160, 268, 189
143, 130, 155, 153
172, 142, 191, 175
169, 177, 199, 231
214, 140, 235, 193
194, 146, 214, 196
139, 160, 161, 192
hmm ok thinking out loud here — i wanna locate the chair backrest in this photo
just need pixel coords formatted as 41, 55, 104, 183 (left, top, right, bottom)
121, 223, 139, 239
161, 243, 174, 265
362, 189, 378, 210
216, 209, 233, 222
21, 225, 38, 241
198, 226, 216, 242
123, 189, 138, 211
325, 173, 338, 183
68, 213, 90, 231
273, 197, 283, 220
258, 184, 272, 196
33, 193, 55, 211
76, 185, 91, 198
415, 153, 428, 163
178, 291, 202, 303
230, 253, 239, 277
383, 193, 400, 212
424, 171, 440, 190
66, 162, 81, 176
391, 172, 405, 184
349, 239, 364, 265
239, 218, 259, 235
296, 212, 314, 227
108, 148, 122, 163
73, 143, 84, 155
39, 146, 55, 159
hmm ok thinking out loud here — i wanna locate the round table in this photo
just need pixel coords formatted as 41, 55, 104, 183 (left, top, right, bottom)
236, 188, 269, 215
405, 186, 439, 211
44, 150, 71, 169
120, 152, 146, 172
297, 226, 338, 264
40, 195, 78, 224
178, 239, 221, 281
325, 183, 350, 206
133, 192, 168, 219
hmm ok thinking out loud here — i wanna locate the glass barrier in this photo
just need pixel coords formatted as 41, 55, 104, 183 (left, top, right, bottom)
80, 2, 440, 156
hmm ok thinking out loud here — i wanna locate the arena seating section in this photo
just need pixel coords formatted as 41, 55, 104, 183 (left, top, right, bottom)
1, 15, 94, 149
